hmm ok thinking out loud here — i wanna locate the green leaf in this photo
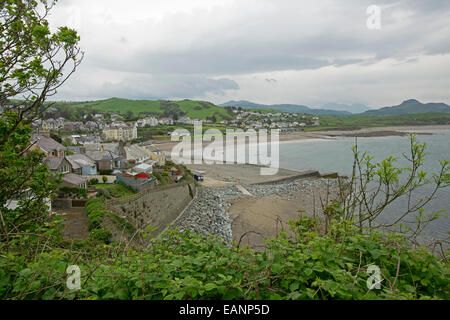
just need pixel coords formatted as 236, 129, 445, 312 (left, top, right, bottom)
204, 283, 217, 291
271, 263, 282, 274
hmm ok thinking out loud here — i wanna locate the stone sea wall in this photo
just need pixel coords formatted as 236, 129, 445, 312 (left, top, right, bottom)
107, 182, 196, 237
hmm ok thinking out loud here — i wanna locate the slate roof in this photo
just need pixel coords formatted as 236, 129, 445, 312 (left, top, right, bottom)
84, 143, 120, 154
138, 142, 162, 154
133, 163, 153, 172
85, 150, 121, 162
31, 134, 66, 153
43, 157, 65, 170
67, 146, 81, 154
124, 145, 150, 160
66, 154, 95, 168
62, 173, 87, 185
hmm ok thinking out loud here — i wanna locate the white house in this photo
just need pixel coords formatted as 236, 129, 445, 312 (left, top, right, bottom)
133, 163, 153, 174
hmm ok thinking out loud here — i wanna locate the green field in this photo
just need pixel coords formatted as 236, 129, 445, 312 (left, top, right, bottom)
72, 97, 233, 121
306, 113, 450, 131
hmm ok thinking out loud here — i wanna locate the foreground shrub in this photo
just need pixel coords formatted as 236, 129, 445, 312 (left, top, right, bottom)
0, 219, 448, 300
89, 229, 112, 244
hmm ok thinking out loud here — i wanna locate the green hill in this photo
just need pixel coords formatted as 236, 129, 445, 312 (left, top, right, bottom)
72, 98, 233, 121
361, 99, 450, 116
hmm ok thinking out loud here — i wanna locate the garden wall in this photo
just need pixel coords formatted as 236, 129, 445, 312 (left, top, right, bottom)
106, 182, 196, 237
83, 175, 116, 184
52, 198, 88, 209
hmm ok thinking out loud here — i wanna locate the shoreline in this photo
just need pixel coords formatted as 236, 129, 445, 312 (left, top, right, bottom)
153, 124, 450, 152
164, 126, 449, 251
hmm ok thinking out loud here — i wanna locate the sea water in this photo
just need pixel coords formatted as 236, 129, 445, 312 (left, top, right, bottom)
279, 130, 450, 243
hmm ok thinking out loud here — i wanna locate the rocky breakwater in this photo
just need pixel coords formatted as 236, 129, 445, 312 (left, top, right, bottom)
171, 186, 243, 243
246, 178, 339, 198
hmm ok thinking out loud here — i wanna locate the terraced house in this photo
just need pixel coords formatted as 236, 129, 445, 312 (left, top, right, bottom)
139, 142, 166, 165
102, 123, 137, 142
124, 144, 151, 164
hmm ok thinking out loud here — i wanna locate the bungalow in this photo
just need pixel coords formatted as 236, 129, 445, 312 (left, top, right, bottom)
61, 173, 88, 189
85, 150, 125, 172
66, 154, 98, 175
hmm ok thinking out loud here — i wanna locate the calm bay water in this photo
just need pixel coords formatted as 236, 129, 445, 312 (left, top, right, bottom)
278, 130, 450, 242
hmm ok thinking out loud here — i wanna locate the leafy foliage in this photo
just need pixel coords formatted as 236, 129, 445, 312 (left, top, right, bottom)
0, 112, 56, 238
58, 186, 86, 199
0, 0, 81, 247
0, 219, 448, 300
337, 134, 449, 236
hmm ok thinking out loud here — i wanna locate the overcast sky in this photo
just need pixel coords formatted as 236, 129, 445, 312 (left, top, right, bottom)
48, 0, 450, 109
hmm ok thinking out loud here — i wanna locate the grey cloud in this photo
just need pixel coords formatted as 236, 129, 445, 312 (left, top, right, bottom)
88, 1, 450, 76
332, 59, 365, 67
406, 0, 450, 12
50, 0, 450, 106
97, 75, 239, 100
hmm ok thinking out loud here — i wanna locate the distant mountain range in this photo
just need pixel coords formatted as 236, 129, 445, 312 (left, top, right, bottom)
219, 99, 450, 116
360, 99, 450, 116
218, 100, 352, 116
321, 103, 369, 114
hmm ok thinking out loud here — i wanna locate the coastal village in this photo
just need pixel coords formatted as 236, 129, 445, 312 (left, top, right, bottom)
0, 101, 328, 242
14, 105, 323, 204
18, 104, 324, 203
6, 100, 445, 247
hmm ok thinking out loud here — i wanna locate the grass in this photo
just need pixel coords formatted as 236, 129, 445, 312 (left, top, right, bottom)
72, 98, 233, 121
306, 113, 450, 131
93, 183, 113, 189
94, 183, 136, 198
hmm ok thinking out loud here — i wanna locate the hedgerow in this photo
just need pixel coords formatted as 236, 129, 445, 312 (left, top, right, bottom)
0, 218, 448, 300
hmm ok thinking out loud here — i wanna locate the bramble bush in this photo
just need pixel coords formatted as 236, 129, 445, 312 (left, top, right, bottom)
0, 218, 448, 300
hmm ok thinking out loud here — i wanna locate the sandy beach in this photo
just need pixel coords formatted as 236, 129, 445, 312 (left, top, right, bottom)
153, 124, 450, 153
177, 162, 338, 251
228, 178, 338, 250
